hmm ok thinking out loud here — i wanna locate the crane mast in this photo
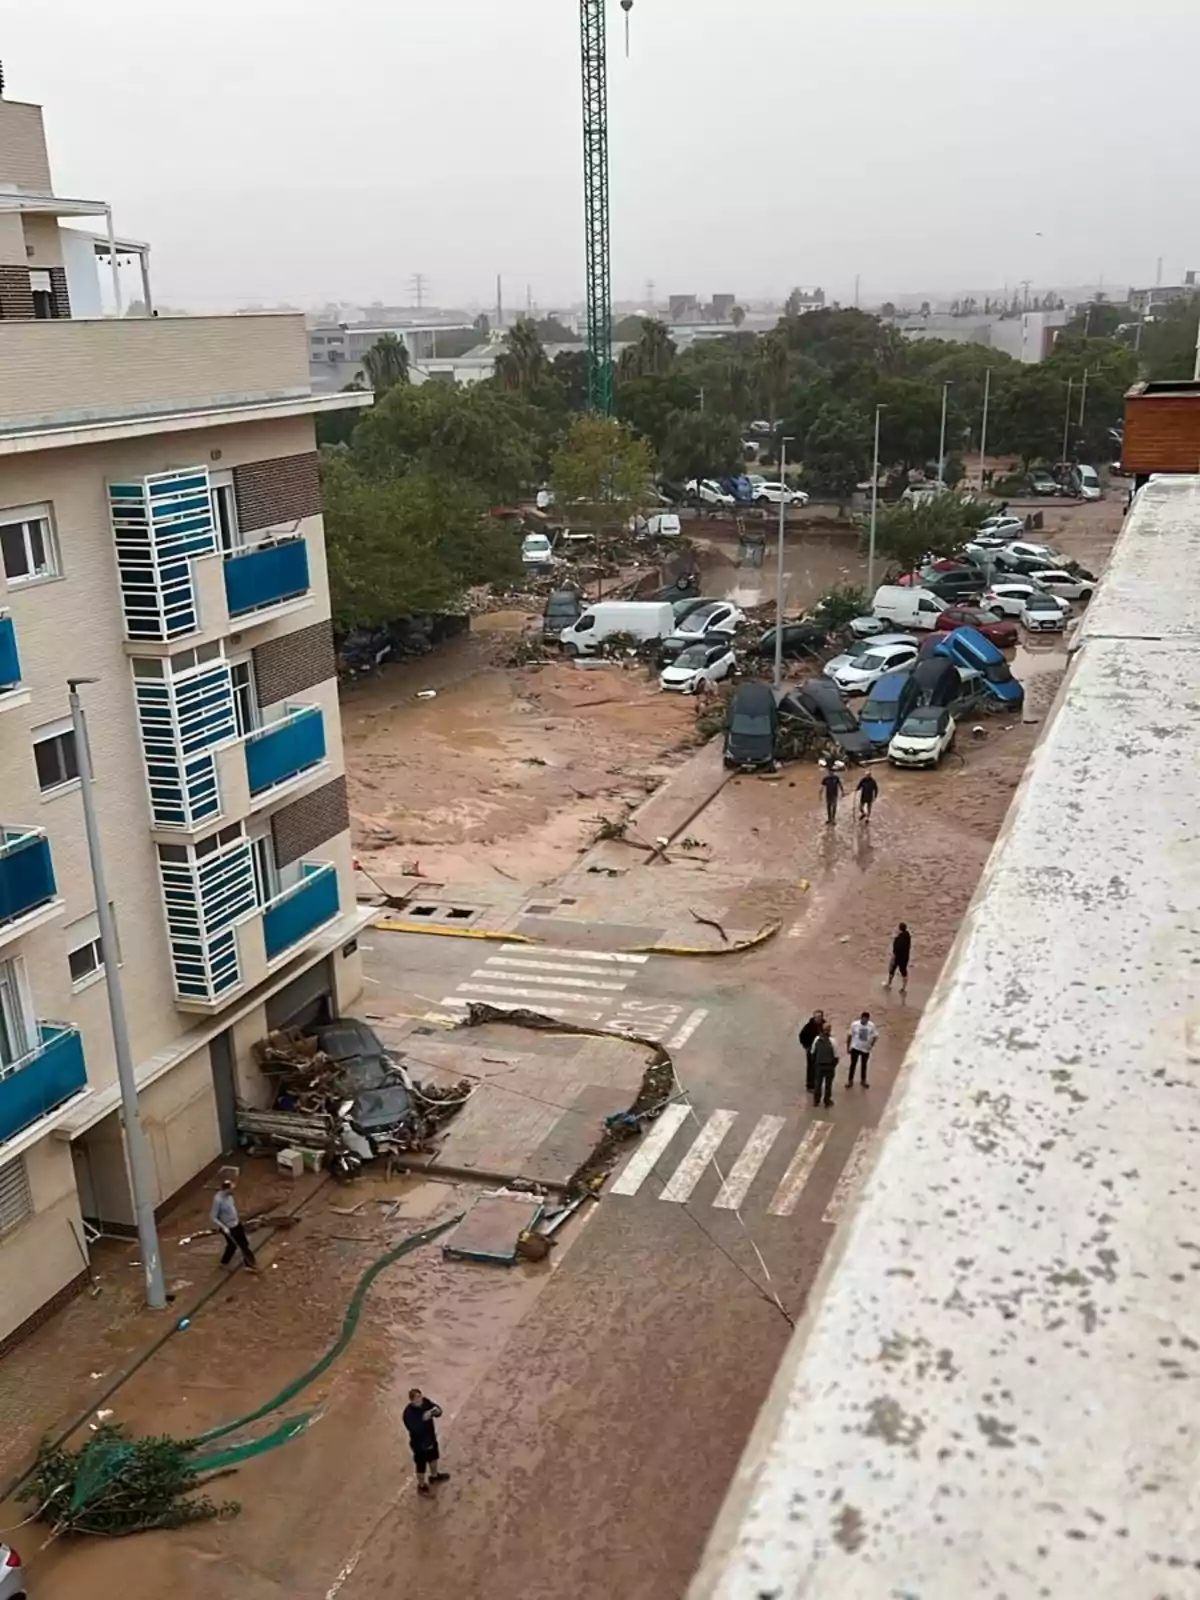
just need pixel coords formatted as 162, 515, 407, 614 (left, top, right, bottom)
579, 0, 619, 414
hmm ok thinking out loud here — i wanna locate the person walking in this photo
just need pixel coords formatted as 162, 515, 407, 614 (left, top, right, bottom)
798, 1008, 826, 1097
885, 922, 912, 995
820, 765, 845, 825
211, 1175, 257, 1272
810, 1021, 838, 1109
855, 772, 879, 821
846, 1010, 878, 1087
403, 1388, 450, 1495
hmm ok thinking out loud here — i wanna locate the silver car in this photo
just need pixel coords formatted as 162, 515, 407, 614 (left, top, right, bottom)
0, 1543, 28, 1600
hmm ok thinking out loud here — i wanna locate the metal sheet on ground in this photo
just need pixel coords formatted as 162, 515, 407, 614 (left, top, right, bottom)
443, 1193, 544, 1264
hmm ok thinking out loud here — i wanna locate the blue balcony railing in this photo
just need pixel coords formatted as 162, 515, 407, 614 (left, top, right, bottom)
245, 705, 326, 797
0, 828, 57, 930
0, 1023, 87, 1144
223, 537, 310, 618
263, 862, 339, 961
0, 612, 21, 692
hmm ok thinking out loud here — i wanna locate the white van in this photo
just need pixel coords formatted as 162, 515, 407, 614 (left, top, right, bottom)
521, 532, 554, 569
559, 600, 676, 658
871, 585, 947, 631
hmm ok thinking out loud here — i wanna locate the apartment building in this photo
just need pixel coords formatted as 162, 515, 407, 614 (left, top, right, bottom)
0, 91, 370, 1346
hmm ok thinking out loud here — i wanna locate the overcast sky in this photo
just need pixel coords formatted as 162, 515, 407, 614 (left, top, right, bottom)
6, 0, 1199, 312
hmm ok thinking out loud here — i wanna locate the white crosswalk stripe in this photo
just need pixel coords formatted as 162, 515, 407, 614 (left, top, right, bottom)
421, 945, 713, 1050
659, 1110, 737, 1203
820, 1130, 874, 1224
609, 1107, 870, 1223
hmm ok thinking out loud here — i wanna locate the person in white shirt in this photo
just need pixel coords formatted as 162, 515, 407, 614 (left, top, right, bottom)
846, 1011, 878, 1087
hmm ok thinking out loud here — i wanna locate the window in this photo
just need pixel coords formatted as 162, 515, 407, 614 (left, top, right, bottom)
33, 721, 79, 794
29, 268, 53, 320
1, 505, 59, 585
230, 659, 258, 737
167, 641, 223, 676
250, 833, 278, 906
66, 908, 117, 989
194, 822, 244, 861
0, 1158, 33, 1234
0, 957, 34, 1072
210, 476, 240, 555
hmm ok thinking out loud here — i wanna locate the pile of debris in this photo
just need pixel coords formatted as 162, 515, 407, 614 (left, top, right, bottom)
240, 1022, 472, 1173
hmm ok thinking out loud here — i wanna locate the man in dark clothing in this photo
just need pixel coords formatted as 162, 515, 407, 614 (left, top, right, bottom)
403, 1388, 450, 1494
856, 773, 879, 820
886, 922, 912, 995
820, 767, 845, 825
798, 1008, 826, 1096
810, 1022, 838, 1109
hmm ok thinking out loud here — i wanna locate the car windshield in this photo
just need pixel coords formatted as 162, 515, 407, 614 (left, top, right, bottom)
982, 660, 1013, 684
673, 645, 708, 667
899, 710, 942, 735
825, 706, 857, 733
861, 692, 898, 721
734, 713, 773, 735
1027, 595, 1057, 609
858, 653, 888, 673
686, 606, 721, 626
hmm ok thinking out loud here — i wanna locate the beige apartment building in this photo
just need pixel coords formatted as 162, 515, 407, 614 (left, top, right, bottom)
0, 91, 370, 1346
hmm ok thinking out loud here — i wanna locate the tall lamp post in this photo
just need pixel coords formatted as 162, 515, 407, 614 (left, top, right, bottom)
1061, 376, 1074, 463
866, 404, 885, 596
978, 368, 992, 493
936, 381, 951, 486
68, 679, 166, 1311
773, 435, 795, 691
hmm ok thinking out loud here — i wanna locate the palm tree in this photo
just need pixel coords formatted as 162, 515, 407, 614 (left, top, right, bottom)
362, 332, 410, 395
729, 305, 746, 328
494, 317, 549, 391
618, 317, 676, 380
754, 333, 791, 423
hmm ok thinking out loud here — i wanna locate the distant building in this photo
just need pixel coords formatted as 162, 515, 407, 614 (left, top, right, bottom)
668, 294, 699, 321
1128, 275, 1197, 316
710, 294, 736, 322
896, 309, 1068, 363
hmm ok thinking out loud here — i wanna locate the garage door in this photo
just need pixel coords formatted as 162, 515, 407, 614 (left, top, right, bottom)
266, 958, 334, 1032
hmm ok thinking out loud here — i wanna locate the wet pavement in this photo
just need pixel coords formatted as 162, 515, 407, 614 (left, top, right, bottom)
1, 498, 1125, 1598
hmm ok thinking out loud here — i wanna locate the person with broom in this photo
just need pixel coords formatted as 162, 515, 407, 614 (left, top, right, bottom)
211, 1174, 258, 1272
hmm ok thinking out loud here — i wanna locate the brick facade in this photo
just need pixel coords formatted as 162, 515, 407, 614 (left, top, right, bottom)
1123, 385, 1200, 475
233, 451, 322, 534
272, 774, 349, 868
0, 264, 34, 320
252, 620, 336, 708
49, 265, 71, 319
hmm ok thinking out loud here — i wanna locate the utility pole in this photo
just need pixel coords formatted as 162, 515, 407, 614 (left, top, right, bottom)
867, 405, 884, 597
978, 367, 992, 493
1061, 376, 1074, 461
410, 272, 428, 310
773, 437, 794, 691
1077, 367, 1089, 429
1020, 279, 1032, 312
496, 274, 504, 330
68, 679, 166, 1312
937, 382, 951, 487
854, 273, 861, 309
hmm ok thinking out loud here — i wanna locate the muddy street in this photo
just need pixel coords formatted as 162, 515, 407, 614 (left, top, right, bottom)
1, 498, 1125, 1600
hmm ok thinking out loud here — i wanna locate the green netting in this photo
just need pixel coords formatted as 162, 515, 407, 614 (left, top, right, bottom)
188, 1213, 461, 1448
69, 1437, 137, 1511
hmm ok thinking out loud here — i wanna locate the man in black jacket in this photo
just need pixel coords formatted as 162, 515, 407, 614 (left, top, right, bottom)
798, 1009, 826, 1096
810, 1022, 838, 1109
403, 1388, 450, 1495
886, 922, 912, 995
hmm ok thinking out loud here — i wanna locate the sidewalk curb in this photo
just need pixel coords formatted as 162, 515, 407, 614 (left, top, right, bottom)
394, 1156, 571, 1195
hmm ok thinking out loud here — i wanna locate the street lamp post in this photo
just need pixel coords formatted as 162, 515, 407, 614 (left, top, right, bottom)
936, 382, 951, 486
68, 679, 166, 1311
1061, 376, 1074, 462
867, 404, 884, 597
773, 436, 795, 691
978, 368, 992, 493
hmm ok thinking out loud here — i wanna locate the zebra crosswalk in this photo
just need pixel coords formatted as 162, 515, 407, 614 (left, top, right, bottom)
425, 944, 710, 1050
609, 1107, 874, 1224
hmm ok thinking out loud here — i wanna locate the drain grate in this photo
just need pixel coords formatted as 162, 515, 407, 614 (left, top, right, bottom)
525, 903, 557, 915
410, 904, 438, 917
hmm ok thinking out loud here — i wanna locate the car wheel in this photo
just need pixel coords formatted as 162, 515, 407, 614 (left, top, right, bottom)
563, 642, 580, 658
1079, 589, 1093, 602
991, 605, 1006, 618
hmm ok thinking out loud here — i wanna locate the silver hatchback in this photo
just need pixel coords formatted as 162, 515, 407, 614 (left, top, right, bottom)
0, 1543, 28, 1600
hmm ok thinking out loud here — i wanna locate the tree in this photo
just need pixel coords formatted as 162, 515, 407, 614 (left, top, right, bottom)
615, 372, 700, 454
617, 317, 677, 380
870, 496, 988, 576
659, 409, 743, 483
493, 317, 549, 391
473, 312, 491, 336
550, 416, 654, 543
754, 333, 791, 421
322, 457, 520, 630
1138, 296, 1200, 380
729, 305, 747, 328
552, 349, 591, 413
532, 315, 575, 344
361, 332, 410, 396
349, 381, 539, 503
875, 377, 947, 474
880, 301, 897, 319
810, 584, 870, 633
802, 402, 873, 515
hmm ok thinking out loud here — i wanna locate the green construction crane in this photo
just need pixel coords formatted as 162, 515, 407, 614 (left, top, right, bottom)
580, 0, 631, 415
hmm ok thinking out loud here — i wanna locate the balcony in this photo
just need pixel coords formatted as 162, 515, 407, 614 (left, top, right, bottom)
245, 705, 327, 801
223, 536, 311, 620
0, 612, 30, 712
263, 862, 339, 962
0, 1023, 87, 1145
0, 828, 62, 949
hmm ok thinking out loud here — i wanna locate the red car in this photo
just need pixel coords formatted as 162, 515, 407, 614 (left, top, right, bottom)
934, 607, 1018, 649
